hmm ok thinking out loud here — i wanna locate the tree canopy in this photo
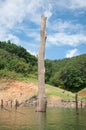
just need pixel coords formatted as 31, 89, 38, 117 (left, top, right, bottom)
0, 41, 37, 79
0, 41, 86, 92
45, 54, 86, 92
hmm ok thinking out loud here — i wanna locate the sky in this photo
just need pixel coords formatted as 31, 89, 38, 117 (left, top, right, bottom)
0, 0, 86, 60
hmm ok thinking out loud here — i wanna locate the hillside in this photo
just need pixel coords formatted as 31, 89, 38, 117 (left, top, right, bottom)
45, 54, 86, 92
0, 41, 37, 80
0, 41, 86, 108
0, 41, 86, 92
0, 79, 86, 108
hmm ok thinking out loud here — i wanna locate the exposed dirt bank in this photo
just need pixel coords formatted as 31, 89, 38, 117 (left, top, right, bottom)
0, 80, 38, 106
0, 80, 86, 108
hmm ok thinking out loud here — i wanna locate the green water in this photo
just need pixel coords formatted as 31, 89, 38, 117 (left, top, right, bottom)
0, 107, 86, 130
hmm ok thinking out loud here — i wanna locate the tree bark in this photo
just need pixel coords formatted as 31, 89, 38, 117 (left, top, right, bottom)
36, 15, 47, 112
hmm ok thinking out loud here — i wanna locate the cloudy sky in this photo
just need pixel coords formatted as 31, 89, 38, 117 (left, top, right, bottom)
0, 0, 86, 59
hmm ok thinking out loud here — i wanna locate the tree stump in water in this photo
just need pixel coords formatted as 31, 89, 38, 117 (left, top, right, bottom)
36, 15, 47, 112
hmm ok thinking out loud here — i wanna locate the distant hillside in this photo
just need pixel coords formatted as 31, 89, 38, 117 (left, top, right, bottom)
0, 41, 37, 79
45, 54, 86, 92
0, 41, 86, 92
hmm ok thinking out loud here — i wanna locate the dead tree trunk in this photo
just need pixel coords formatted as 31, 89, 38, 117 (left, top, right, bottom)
36, 15, 47, 112
75, 93, 79, 114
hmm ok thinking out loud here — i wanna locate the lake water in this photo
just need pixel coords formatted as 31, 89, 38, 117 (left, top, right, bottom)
0, 107, 86, 130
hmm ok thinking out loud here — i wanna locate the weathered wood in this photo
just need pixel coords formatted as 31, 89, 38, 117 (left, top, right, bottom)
1, 99, 3, 109
15, 99, 19, 110
80, 100, 82, 108
10, 100, 13, 108
36, 15, 47, 112
75, 94, 79, 114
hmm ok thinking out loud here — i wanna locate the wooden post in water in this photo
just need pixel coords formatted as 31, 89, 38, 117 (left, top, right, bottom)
75, 94, 79, 114
15, 99, 19, 110
81, 99, 82, 108
36, 15, 47, 112
1, 99, 3, 109
10, 100, 12, 108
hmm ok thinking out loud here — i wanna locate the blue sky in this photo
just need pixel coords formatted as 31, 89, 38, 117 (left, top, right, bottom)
0, 0, 86, 60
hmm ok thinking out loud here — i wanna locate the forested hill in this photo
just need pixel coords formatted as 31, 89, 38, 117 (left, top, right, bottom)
0, 41, 37, 79
0, 41, 86, 92
45, 54, 86, 92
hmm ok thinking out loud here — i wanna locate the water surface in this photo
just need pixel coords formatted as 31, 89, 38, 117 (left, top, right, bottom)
0, 107, 86, 130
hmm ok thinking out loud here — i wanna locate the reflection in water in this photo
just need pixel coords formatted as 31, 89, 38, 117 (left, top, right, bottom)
0, 107, 37, 130
0, 107, 86, 130
75, 114, 80, 130
37, 112, 46, 130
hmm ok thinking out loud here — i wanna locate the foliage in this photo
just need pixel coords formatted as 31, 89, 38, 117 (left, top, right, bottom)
0, 41, 86, 92
45, 54, 86, 92
0, 41, 37, 79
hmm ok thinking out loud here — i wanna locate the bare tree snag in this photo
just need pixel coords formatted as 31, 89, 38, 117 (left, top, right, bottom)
75, 93, 79, 114
36, 15, 47, 112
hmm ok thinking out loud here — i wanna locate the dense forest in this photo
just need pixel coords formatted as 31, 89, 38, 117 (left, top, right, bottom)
0, 41, 37, 79
45, 54, 86, 92
0, 41, 86, 92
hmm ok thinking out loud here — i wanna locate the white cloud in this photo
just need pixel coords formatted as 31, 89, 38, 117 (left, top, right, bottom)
68, 0, 86, 9
0, 0, 86, 59
0, 0, 52, 42
0, 0, 86, 30
0, 0, 27, 29
52, 0, 86, 10
27, 49, 37, 57
0, 0, 53, 28
44, 3, 52, 19
47, 19, 86, 47
0, 31, 20, 45
66, 48, 79, 58
26, 30, 40, 41
49, 20, 85, 34
47, 33, 86, 47
6, 34, 20, 44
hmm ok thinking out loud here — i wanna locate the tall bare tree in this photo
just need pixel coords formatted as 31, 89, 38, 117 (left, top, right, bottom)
36, 15, 47, 112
